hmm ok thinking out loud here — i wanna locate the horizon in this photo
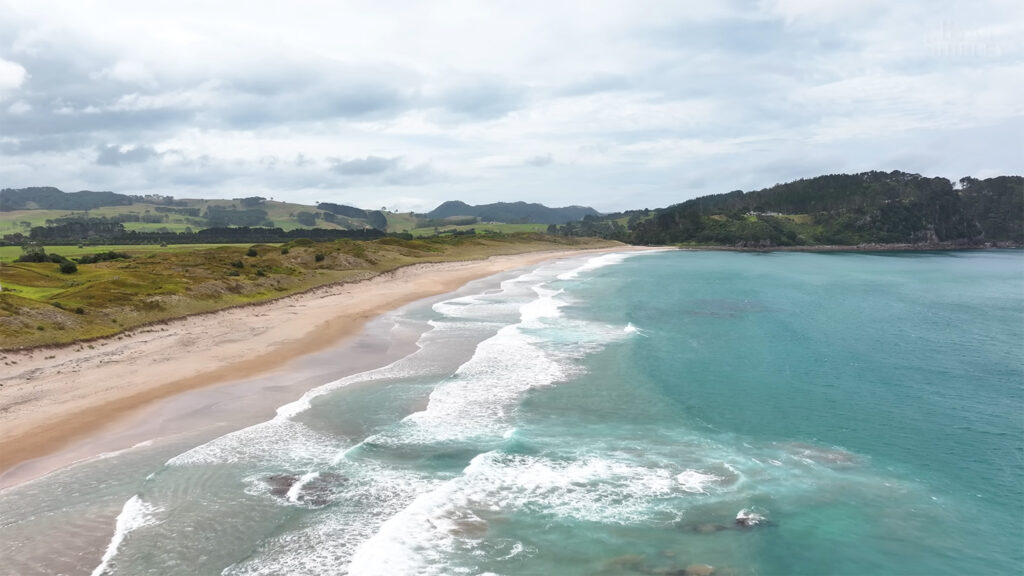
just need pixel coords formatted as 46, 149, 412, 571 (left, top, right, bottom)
1, 1, 1022, 212
6, 168, 1021, 215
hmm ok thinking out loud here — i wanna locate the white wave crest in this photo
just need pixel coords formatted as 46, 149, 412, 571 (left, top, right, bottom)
90, 495, 161, 576
556, 252, 634, 281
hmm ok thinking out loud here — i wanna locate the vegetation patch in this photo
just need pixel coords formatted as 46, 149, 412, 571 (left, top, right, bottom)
0, 233, 617, 348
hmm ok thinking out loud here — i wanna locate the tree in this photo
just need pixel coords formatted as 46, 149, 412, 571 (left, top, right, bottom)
17, 243, 46, 262
59, 260, 78, 274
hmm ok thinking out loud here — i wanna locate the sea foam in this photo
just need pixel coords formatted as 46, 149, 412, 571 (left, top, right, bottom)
90, 496, 161, 576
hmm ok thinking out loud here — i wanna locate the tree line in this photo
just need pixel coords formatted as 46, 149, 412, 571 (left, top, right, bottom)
1, 221, 387, 246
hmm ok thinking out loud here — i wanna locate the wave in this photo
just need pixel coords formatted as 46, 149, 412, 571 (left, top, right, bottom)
90, 495, 161, 576
345, 450, 738, 575
556, 252, 636, 281
94, 251, 646, 574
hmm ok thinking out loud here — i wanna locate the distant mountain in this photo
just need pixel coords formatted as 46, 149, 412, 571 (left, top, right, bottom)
556, 171, 1023, 247
0, 187, 134, 211
426, 200, 599, 225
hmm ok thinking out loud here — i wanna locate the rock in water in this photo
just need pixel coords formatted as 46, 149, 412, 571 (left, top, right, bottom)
264, 474, 298, 498
685, 564, 715, 576
735, 508, 766, 527
602, 554, 647, 572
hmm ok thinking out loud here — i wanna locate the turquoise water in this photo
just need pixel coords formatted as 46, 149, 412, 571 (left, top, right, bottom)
4, 250, 1022, 575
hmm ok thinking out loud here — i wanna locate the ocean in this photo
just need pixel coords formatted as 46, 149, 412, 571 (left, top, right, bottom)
1, 249, 1021, 575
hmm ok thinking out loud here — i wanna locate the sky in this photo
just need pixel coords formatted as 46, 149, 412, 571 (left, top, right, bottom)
0, 0, 1021, 213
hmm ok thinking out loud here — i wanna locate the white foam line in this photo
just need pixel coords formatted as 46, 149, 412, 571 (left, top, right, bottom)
286, 471, 320, 503
556, 252, 636, 281
90, 495, 160, 576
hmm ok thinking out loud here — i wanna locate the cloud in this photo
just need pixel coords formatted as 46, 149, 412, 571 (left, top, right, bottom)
330, 155, 399, 175
0, 57, 27, 99
0, 0, 1020, 210
384, 163, 438, 186
95, 144, 159, 166
558, 73, 632, 96
433, 76, 526, 120
525, 153, 554, 167
94, 60, 157, 88
329, 156, 440, 187
7, 100, 30, 114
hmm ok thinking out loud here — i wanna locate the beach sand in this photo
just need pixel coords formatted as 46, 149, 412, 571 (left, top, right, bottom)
0, 246, 647, 489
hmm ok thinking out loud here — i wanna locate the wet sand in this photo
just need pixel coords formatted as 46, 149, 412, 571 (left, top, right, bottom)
0, 247, 650, 490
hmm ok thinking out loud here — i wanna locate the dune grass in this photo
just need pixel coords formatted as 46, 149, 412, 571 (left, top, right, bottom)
0, 234, 617, 349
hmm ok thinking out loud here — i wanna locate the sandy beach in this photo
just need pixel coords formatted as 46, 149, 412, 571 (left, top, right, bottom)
0, 246, 650, 490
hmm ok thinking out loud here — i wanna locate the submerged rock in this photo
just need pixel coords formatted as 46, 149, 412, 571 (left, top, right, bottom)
678, 508, 773, 534
602, 554, 647, 572
262, 471, 348, 507
734, 508, 767, 528
264, 474, 299, 498
684, 564, 715, 576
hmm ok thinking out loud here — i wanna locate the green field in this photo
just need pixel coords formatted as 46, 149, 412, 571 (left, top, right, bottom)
0, 243, 268, 263
384, 211, 420, 233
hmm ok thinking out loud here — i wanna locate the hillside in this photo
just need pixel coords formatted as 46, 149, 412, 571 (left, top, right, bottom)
556, 171, 1024, 247
0, 189, 601, 241
425, 200, 599, 225
0, 189, 389, 237
0, 187, 134, 211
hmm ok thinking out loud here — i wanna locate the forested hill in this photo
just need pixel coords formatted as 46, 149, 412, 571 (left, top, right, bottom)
426, 200, 599, 225
564, 172, 1022, 247
0, 187, 134, 211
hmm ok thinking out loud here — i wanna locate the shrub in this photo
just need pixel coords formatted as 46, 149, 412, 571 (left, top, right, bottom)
314, 253, 325, 262
59, 260, 78, 274
76, 251, 131, 264
255, 269, 266, 277
74, 307, 85, 315
246, 247, 258, 257
280, 247, 290, 255
17, 243, 47, 262
227, 270, 241, 276
230, 260, 245, 268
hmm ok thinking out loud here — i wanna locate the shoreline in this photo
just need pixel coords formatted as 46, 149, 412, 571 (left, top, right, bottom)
0, 245, 654, 490
670, 242, 1022, 252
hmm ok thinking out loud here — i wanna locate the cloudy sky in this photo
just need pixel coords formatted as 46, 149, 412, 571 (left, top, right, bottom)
0, 1, 1021, 212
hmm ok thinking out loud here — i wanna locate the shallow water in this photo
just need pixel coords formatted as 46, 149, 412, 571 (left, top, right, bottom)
2, 249, 1021, 575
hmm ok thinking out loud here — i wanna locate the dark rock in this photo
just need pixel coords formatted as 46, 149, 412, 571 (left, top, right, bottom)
264, 474, 299, 498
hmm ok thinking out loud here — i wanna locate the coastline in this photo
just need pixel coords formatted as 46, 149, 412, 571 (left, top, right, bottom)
0, 245, 654, 490
670, 242, 1022, 252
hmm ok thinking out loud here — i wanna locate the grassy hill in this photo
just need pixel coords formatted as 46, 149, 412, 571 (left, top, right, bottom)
0, 192, 385, 235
